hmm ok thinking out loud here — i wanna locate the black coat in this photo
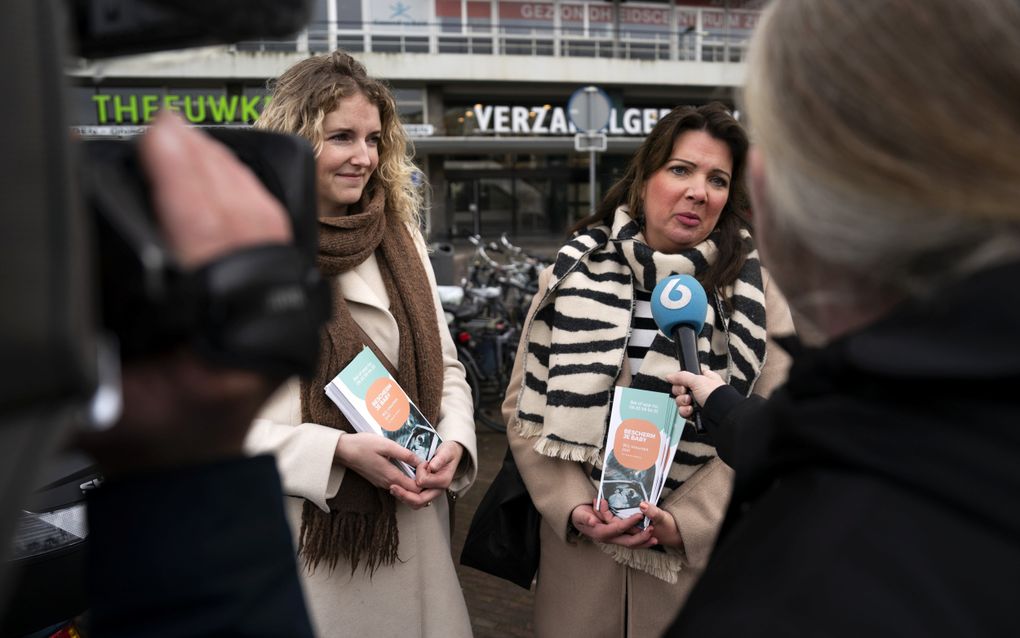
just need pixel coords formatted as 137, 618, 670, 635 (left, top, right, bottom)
87, 456, 313, 637
667, 261, 1020, 637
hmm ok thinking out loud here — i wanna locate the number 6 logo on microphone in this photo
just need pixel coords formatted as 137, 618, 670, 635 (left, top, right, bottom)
658, 279, 693, 310
650, 274, 708, 336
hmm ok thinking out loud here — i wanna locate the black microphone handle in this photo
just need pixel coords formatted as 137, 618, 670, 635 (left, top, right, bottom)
671, 325, 705, 433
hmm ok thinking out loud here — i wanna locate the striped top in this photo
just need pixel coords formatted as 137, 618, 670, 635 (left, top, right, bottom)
627, 289, 660, 375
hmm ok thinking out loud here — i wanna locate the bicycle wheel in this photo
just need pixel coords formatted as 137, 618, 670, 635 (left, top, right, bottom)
457, 346, 482, 417
476, 398, 507, 433
476, 329, 519, 433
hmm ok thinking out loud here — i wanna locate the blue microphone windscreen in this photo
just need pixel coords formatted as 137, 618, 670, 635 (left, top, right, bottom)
651, 274, 708, 335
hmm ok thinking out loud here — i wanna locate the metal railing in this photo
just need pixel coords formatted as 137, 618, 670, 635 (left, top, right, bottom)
236, 13, 755, 64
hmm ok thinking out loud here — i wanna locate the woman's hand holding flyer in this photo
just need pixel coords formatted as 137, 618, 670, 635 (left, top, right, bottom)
325, 347, 444, 479
596, 386, 684, 530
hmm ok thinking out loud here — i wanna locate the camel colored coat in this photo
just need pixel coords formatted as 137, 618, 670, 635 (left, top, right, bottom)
504, 265, 794, 638
246, 227, 477, 638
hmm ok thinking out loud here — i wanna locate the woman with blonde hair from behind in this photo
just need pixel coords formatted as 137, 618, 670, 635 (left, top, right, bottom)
665, 1, 1020, 635
245, 50, 477, 637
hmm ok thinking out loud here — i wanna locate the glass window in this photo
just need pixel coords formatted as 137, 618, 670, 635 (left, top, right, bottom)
467, 0, 493, 32
398, 103, 425, 124
700, 8, 759, 49
444, 104, 490, 136
480, 178, 514, 211
501, 39, 554, 55
438, 36, 468, 52
394, 88, 424, 102
436, 0, 462, 32
498, 0, 555, 36
70, 86, 99, 126
587, 2, 614, 37
337, 0, 363, 27
618, 3, 671, 41
442, 152, 639, 239
675, 0, 764, 8
560, 2, 585, 35
371, 35, 429, 52
308, 0, 331, 51
514, 176, 549, 233
243, 85, 271, 99
445, 155, 513, 171
338, 35, 366, 51
309, 0, 328, 35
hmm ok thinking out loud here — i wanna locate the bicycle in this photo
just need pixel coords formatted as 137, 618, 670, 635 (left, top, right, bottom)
439, 234, 547, 432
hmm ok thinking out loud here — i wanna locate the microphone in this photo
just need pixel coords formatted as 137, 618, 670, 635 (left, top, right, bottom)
650, 275, 709, 433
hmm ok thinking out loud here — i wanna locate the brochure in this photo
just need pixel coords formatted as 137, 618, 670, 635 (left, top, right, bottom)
597, 385, 684, 529
325, 346, 442, 479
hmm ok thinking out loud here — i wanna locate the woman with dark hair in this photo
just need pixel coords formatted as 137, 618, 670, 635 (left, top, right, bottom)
502, 102, 795, 637
580, 102, 754, 297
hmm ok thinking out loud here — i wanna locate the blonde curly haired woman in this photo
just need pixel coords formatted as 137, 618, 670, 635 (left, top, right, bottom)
245, 51, 476, 637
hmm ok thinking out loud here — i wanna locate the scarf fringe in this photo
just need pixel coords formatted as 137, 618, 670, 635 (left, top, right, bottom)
597, 541, 682, 584
532, 437, 603, 465
514, 420, 545, 440
299, 509, 400, 577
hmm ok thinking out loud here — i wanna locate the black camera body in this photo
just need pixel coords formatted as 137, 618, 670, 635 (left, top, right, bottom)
83, 129, 330, 378
1, 0, 322, 632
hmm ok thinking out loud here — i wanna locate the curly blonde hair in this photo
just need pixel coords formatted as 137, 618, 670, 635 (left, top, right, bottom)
256, 50, 422, 226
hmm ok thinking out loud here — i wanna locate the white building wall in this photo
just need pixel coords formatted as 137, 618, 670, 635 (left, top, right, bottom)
68, 48, 745, 88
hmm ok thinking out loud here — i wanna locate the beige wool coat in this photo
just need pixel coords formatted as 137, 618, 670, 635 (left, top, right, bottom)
504, 265, 794, 638
245, 226, 478, 638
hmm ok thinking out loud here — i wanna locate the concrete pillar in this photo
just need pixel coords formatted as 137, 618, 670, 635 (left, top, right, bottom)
424, 85, 450, 239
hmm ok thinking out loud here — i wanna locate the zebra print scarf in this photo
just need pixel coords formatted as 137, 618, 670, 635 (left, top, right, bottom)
515, 208, 769, 581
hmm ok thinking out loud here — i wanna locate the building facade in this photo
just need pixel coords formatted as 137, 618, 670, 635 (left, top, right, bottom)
67, 0, 764, 242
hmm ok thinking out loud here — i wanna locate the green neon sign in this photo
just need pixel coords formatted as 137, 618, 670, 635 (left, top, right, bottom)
91, 94, 271, 124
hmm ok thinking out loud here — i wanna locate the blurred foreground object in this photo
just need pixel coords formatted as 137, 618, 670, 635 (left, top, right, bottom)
71, 0, 311, 58
2, 0, 317, 632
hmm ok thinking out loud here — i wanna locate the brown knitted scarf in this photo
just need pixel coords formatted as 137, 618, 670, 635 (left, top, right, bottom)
298, 187, 443, 575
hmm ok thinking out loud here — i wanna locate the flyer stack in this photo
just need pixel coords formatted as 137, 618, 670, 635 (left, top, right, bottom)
326, 346, 443, 478
597, 385, 684, 528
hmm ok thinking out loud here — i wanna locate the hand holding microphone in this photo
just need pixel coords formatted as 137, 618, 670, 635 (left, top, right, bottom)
667, 369, 725, 421
651, 274, 710, 432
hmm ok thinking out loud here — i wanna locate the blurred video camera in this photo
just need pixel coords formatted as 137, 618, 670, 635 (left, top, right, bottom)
1, 0, 326, 633
3, 0, 328, 420
85, 127, 329, 376
78, 0, 330, 377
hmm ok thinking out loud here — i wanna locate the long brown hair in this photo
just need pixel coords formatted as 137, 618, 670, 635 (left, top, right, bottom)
571, 102, 751, 294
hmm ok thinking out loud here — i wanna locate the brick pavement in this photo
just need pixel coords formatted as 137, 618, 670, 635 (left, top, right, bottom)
452, 425, 536, 638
